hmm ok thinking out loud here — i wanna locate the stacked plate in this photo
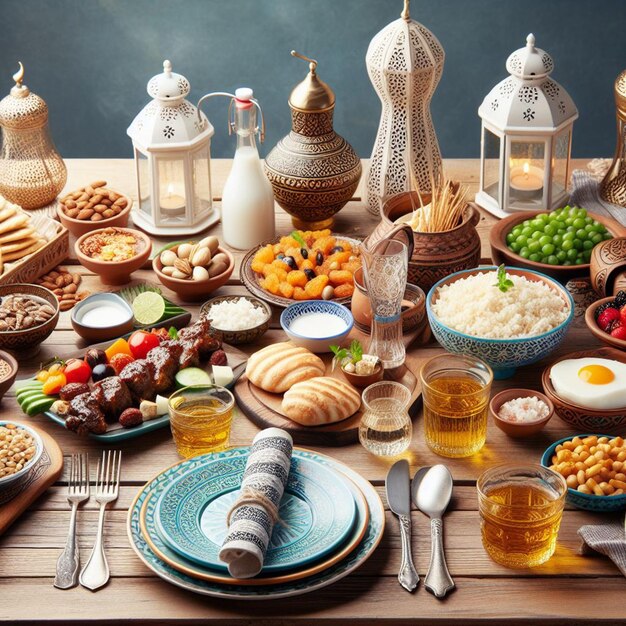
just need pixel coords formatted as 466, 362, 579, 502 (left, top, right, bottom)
127, 447, 385, 599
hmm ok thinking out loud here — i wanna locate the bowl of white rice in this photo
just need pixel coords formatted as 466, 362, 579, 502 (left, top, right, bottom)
201, 295, 272, 345
426, 266, 574, 379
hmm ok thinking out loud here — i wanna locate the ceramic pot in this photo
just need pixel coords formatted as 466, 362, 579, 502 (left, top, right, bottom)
366, 191, 481, 293
489, 388, 554, 438
590, 237, 626, 296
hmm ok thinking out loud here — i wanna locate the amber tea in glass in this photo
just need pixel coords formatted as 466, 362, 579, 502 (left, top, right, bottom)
477, 465, 567, 568
168, 385, 235, 458
420, 353, 493, 458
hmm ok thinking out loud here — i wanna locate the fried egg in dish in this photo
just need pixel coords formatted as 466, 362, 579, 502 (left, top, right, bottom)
550, 358, 626, 410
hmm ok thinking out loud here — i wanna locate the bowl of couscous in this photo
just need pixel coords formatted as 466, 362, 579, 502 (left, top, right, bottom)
426, 266, 574, 379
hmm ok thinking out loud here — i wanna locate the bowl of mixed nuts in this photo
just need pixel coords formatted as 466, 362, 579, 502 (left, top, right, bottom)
57, 180, 131, 237
153, 236, 234, 302
0, 421, 43, 491
0, 284, 60, 354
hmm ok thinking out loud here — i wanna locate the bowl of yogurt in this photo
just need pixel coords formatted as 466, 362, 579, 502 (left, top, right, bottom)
71, 293, 134, 343
280, 301, 353, 353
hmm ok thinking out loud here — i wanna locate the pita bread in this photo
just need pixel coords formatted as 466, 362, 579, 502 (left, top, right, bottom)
0, 206, 17, 224
0, 213, 29, 236
2, 238, 45, 262
0, 236, 38, 254
0, 226, 34, 244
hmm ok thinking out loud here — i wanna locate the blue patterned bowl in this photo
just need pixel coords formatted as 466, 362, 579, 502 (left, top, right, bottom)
426, 266, 574, 379
281, 301, 354, 353
541, 435, 626, 512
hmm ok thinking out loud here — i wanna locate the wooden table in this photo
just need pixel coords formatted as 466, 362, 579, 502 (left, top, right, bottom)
2, 158, 625, 626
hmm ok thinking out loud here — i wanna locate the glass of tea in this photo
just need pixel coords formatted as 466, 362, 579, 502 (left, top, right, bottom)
168, 384, 235, 458
420, 353, 493, 457
359, 381, 412, 457
477, 464, 567, 568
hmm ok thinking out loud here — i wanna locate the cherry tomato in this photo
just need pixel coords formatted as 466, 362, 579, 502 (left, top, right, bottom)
109, 353, 134, 375
42, 372, 66, 396
64, 358, 92, 385
128, 330, 161, 360
150, 328, 169, 342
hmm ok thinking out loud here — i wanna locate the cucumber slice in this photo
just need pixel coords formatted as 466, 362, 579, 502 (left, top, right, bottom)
17, 390, 46, 404
23, 396, 54, 417
15, 381, 43, 394
175, 367, 212, 389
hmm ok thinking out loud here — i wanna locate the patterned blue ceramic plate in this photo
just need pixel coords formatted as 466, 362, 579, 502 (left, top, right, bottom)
154, 453, 357, 573
127, 448, 385, 599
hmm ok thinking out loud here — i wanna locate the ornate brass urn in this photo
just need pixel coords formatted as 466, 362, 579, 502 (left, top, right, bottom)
264, 51, 362, 230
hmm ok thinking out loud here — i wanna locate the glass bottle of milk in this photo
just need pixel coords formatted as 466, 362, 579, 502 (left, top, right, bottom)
221, 88, 275, 250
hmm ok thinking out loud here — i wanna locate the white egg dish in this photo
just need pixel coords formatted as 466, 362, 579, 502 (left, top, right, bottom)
550, 358, 626, 411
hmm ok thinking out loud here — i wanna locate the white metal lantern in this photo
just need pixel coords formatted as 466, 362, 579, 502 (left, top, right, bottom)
476, 34, 578, 218
127, 60, 220, 235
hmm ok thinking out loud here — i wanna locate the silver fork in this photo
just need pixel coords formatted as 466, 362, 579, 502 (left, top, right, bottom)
54, 453, 90, 589
79, 450, 121, 591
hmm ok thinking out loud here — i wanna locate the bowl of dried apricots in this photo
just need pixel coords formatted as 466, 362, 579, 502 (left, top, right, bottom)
241, 230, 362, 308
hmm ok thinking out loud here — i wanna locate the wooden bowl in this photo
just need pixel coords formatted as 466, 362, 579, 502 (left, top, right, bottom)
585, 297, 626, 351
490, 210, 626, 282
341, 362, 384, 388
75, 227, 151, 286
0, 284, 59, 355
57, 191, 131, 238
0, 350, 18, 401
590, 237, 626, 296
489, 388, 554, 438
153, 246, 234, 303
200, 295, 271, 345
542, 347, 626, 432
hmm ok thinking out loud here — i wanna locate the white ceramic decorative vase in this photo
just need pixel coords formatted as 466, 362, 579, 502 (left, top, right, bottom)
365, 0, 445, 216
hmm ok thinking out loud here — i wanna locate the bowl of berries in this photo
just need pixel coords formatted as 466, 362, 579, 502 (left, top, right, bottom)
585, 291, 626, 351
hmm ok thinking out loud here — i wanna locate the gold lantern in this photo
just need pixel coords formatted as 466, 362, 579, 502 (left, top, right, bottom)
0, 63, 67, 209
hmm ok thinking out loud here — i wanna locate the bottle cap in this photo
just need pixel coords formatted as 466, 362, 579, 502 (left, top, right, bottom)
234, 87, 254, 109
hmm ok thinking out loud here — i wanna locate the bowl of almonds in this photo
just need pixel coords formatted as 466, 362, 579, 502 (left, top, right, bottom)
0, 421, 43, 492
0, 284, 59, 354
57, 180, 131, 237
153, 236, 234, 302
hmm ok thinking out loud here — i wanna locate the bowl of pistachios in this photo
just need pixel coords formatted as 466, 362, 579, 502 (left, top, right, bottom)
153, 236, 234, 302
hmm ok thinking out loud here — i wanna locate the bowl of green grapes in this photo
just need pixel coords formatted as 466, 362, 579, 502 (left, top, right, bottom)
490, 207, 625, 281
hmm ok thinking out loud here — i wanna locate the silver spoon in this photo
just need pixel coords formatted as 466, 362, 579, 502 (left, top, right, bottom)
414, 464, 455, 598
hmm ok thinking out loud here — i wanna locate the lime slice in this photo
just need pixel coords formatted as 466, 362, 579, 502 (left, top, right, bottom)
132, 291, 166, 325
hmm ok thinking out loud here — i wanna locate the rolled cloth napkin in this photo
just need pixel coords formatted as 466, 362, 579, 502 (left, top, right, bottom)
578, 519, 626, 577
219, 427, 293, 578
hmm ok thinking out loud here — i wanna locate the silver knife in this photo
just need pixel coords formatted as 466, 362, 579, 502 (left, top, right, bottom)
385, 459, 419, 592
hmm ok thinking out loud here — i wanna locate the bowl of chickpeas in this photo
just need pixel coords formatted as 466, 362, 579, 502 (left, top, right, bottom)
541, 434, 626, 511
0, 421, 43, 493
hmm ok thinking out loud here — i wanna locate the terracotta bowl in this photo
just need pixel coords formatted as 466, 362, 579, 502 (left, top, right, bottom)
57, 191, 131, 238
541, 347, 626, 432
341, 362, 384, 388
427, 266, 574, 379
590, 237, 626, 296
71, 293, 135, 343
585, 297, 626, 351
365, 191, 482, 293
75, 227, 151, 286
0, 284, 59, 355
153, 245, 234, 303
0, 350, 18, 401
490, 210, 626, 282
489, 388, 554, 438
200, 295, 272, 345
351, 267, 426, 333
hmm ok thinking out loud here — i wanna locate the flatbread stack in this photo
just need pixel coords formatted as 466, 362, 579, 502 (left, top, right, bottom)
0, 195, 48, 275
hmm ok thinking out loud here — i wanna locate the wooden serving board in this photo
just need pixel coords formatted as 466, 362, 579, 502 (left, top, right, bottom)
234, 328, 429, 446
0, 424, 63, 534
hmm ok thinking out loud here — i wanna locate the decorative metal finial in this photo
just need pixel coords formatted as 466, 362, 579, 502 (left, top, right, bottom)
401, 0, 410, 21
163, 60, 172, 77
10, 61, 29, 98
291, 50, 317, 75
526, 33, 536, 49
12, 61, 24, 87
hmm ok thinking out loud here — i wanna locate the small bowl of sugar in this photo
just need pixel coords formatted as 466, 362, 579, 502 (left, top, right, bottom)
490, 388, 554, 438
200, 296, 272, 346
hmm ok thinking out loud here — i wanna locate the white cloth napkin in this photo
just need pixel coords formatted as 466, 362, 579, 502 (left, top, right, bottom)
569, 167, 626, 227
578, 520, 626, 577
218, 428, 293, 578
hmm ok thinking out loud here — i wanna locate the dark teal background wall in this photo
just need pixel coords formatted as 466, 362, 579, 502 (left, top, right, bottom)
0, 0, 624, 159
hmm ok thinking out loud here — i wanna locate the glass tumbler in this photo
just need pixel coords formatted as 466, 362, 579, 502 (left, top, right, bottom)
362, 239, 408, 369
420, 353, 493, 457
168, 385, 235, 458
477, 465, 567, 568
359, 381, 412, 457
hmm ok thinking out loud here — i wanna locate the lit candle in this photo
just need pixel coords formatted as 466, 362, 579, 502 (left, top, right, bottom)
510, 162, 543, 199
161, 183, 185, 212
